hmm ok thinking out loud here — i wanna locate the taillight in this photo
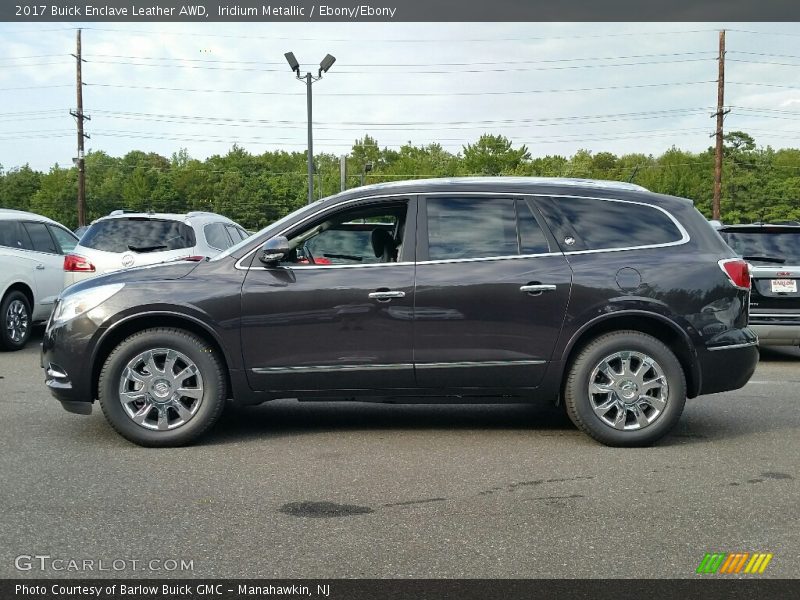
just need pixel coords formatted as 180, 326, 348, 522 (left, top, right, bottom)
183, 255, 206, 262
718, 258, 750, 289
64, 254, 96, 272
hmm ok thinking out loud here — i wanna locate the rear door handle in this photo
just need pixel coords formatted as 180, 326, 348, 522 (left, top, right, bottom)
520, 284, 556, 294
35, 264, 45, 270
369, 290, 406, 300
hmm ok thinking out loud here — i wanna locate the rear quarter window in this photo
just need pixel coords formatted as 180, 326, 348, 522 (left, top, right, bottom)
553, 197, 684, 250
80, 218, 195, 253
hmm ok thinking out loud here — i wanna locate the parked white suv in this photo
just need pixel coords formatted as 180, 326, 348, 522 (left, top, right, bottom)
0, 209, 79, 350
65, 211, 249, 285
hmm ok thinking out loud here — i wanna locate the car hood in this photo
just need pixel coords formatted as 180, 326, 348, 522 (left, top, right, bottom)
63, 259, 203, 296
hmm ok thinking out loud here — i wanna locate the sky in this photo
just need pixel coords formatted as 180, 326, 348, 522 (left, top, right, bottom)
1, 21, 800, 172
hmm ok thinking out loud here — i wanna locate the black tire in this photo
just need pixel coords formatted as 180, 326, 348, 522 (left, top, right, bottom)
564, 331, 686, 447
1, 290, 32, 351
98, 328, 227, 447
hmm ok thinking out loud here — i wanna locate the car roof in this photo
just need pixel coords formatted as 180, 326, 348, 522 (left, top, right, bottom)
349, 176, 649, 195
92, 211, 236, 225
718, 223, 800, 233
0, 208, 66, 227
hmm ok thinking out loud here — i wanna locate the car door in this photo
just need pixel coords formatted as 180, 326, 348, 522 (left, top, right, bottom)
20, 221, 65, 319
241, 197, 417, 392
413, 195, 572, 389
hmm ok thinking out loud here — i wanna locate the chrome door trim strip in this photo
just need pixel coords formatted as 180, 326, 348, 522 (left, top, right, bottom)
253, 363, 414, 374
252, 359, 546, 374
235, 191, 691, 271
706, 341, 759, 351
416, 360, 546, 368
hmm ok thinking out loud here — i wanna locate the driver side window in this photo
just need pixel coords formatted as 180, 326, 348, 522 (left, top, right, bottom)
283, 201, 409, 266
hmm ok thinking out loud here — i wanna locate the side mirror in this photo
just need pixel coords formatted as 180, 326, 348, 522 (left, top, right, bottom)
258, 236, 291, 265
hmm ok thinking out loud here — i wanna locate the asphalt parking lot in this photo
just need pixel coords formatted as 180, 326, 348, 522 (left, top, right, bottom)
1, 328, 798, 579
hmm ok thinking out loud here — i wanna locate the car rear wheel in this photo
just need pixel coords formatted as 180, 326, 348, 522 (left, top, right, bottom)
98, 328, 227, 447
1, 291, 32, 351
564, 331, 686, 447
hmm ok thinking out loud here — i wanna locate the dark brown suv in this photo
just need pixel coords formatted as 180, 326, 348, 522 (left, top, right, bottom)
42, 178, 758, 447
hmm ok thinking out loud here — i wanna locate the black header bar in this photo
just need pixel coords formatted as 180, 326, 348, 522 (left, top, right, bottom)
3, 1, 800, 22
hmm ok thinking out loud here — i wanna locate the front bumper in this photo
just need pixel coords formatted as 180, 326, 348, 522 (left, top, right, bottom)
41, 313, 100, 413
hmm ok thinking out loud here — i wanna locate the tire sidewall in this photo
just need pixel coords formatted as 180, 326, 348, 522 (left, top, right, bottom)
1, 291, 32, 351
99, 329, 225, 446
566, 332, 686, 446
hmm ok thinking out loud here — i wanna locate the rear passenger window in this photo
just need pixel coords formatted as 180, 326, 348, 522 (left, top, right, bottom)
426, 197, 518, 260
554, 197, 683, 250
23, 222, 58, 254
205, 223, 233, 250
0, 221, 30, 249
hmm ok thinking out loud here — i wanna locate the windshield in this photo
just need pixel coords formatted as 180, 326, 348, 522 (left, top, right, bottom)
210, 198, 328, 261
720, 230, 800, 265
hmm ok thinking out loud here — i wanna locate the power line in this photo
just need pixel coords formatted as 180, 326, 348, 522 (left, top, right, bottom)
83, 57, 714, 74
86, 107, 711, 131
84, 50, 713, 67
86, 80, 716, 97
80, 26, 719, 43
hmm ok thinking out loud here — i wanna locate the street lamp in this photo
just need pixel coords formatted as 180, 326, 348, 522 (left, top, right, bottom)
285, 51, 336, 204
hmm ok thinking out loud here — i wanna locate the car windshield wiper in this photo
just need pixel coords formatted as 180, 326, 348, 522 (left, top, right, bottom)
128, 244, 168, 253
742, 255, 786, 264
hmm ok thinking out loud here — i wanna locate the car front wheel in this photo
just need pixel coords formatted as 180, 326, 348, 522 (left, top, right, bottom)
98, 328, 227, 447
564, 330, 686, 447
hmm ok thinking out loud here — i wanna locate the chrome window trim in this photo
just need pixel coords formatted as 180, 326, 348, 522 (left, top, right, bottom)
749, 313, 800, 317
706, 341, 759, 351
236, 191, 690, 271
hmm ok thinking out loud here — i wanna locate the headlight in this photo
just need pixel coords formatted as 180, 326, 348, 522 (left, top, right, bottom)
52, 283, 125, 326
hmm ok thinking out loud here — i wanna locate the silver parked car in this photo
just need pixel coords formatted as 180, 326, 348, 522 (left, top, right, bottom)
64, 211, 250, 285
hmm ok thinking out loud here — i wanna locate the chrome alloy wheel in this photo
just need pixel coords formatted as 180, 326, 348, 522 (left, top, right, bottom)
118, 348, 204, 431
6, 299, 29, 343
588, 350, 669, 431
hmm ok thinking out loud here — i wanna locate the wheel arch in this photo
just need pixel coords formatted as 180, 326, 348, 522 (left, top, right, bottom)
91, 312, 233, 401
2, 281, 35, 309
559, 311, 701, 399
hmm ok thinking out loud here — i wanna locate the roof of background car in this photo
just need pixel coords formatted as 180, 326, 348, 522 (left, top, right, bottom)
349, 176, 649, 194
719, 223, 800, 231
0, 208, 64, 226
92, 211, 236, 224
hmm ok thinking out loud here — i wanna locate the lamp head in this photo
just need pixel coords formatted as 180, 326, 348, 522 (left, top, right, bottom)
284, 52, 300, 74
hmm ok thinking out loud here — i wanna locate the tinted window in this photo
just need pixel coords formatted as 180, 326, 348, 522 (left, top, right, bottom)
426, 197, 518, 260
517, 200, 550, 254
48, 225, 78, 254
23, 222, 58, 254
80, 218, 195, 253
204, 222, 233, 250
554, 197, 682, 250
228, 225, 248, 242
0, 220, 30, 250
721, 230, 800, 265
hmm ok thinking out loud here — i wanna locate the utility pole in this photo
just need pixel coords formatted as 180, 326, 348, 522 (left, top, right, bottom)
339, 155, 347, 192
712, 29, 726, 221
70, 28, 90, 227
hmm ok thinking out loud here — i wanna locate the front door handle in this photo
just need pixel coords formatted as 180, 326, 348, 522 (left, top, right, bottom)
520, 284, 556, 295
368, 290, 406, 301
